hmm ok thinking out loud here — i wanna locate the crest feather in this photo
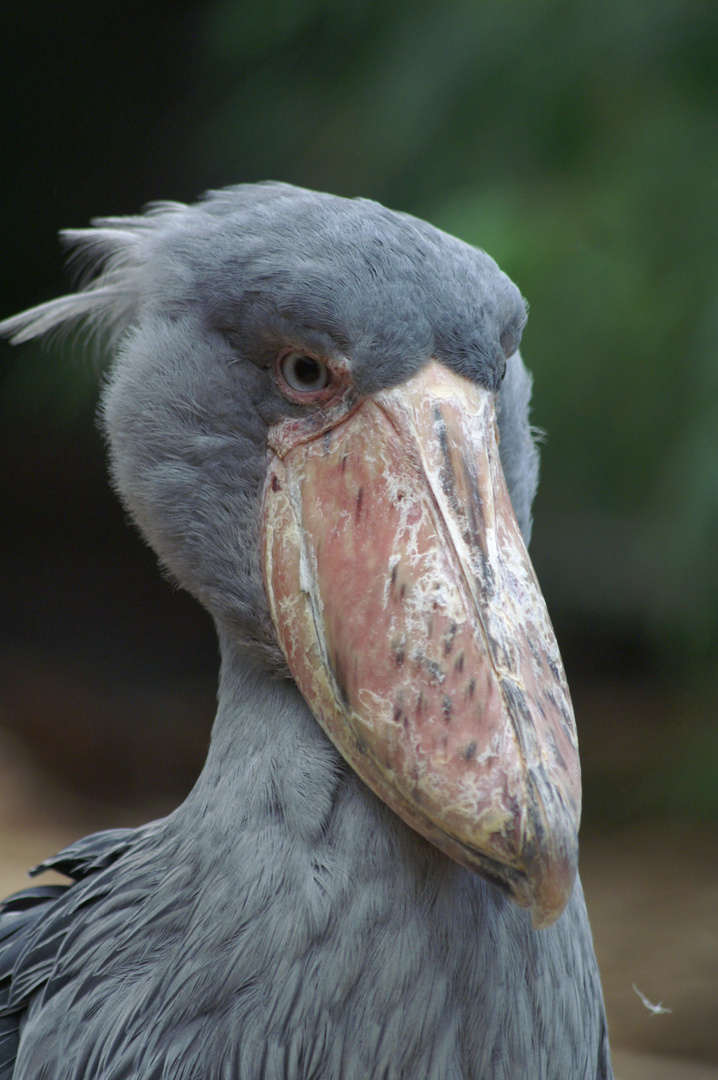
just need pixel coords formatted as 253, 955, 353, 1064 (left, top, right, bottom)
0, 204, 188, 349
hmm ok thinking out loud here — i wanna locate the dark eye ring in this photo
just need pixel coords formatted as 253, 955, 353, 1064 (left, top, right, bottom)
280, 352, 329, 394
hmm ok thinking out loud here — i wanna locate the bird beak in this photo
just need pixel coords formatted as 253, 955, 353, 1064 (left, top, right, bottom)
261, 360, 580, 928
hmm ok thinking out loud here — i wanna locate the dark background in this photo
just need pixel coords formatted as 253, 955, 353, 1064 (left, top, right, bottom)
1, 2, 717, 1071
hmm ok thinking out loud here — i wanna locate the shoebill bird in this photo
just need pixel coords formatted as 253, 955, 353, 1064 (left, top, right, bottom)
0, 183, 612, 1079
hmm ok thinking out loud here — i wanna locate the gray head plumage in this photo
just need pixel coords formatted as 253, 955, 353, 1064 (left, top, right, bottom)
1, 182, 538, 664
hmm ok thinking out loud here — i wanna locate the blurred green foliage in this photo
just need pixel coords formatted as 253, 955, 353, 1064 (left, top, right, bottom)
2, 0, 717, 672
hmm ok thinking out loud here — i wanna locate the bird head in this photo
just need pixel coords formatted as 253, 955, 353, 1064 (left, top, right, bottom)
0, 183, 580, 927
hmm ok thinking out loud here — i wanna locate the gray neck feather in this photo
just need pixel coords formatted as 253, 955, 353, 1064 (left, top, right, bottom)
182, 627, 446, 879
12, 627, 609, 1079
188, 631, 346, 845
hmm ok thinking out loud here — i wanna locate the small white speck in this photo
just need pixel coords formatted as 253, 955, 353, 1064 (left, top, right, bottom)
632, 984, 672, 1016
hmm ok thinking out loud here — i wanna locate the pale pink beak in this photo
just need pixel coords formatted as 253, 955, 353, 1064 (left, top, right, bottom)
262, 360, 580, 928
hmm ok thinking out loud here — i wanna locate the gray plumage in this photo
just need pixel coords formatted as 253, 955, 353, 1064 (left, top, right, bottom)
0, 183, 611, 1079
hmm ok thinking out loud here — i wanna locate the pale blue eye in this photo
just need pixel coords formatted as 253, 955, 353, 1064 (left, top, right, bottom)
280, 352, 329, 393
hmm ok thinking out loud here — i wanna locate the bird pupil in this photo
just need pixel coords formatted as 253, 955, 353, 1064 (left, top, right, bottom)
295, 356, 319, 384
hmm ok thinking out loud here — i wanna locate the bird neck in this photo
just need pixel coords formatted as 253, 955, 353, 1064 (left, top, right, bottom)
180, 627, 446, 884
183, 629, 348, 845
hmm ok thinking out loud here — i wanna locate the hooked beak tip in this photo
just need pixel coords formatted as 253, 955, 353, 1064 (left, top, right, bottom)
527, 847, 578, 928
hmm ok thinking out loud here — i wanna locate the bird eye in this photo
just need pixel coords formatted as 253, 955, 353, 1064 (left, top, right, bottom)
280, 352, 330, 394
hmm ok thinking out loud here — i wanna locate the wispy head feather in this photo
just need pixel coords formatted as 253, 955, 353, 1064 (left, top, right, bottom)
0, 204, 188, 351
